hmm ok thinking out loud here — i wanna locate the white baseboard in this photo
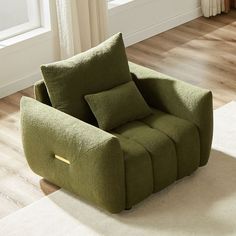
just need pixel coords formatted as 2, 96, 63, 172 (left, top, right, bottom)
124, 7, 202, 46
0, 72, 40, 99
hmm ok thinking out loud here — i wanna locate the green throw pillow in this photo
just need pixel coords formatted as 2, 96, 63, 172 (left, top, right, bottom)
85, 81, 152, 131
41, 33, 131, 123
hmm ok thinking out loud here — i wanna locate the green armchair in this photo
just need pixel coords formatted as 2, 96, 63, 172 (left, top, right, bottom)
21, 62, 213, 213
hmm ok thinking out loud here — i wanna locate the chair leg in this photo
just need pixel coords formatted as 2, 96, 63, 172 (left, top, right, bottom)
40, 178, 60, 195
125, 207, 132, 211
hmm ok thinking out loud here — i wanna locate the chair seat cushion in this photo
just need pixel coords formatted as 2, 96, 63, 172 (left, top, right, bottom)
111, 108, 200, 207
142, 109, 200, 178
110, 133, 153, 208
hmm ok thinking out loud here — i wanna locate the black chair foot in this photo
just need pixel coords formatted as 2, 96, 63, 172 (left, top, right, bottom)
125, 207, 132, 210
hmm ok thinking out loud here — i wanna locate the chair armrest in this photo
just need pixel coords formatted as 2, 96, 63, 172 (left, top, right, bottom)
34, 80, 51, 106
129, 62, 213, 166
20, 97, 125, 213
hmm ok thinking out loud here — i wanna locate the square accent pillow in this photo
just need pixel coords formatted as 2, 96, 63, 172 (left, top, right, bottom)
85, 81, 152, 131
41, 33, 132, 123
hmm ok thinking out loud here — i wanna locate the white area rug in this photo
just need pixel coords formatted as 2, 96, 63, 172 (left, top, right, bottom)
1, 102, 236, 236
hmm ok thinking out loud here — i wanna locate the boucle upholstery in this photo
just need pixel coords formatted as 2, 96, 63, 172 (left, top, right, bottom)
21, 61, 213, 213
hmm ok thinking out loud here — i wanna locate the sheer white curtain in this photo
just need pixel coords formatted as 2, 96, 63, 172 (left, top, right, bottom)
201, 0, 236, 17
201, 0, 226, 17
56, 0, 108, 59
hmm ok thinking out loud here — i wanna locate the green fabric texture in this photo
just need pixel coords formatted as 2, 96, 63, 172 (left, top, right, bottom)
20, 97, 126, 213
41, 33, 131, 123
23, 61, 213, 213
129, 62, 213, 166
34, 80, 51, 106
142, 109, 200, 179
85, 81, 152, 131
111, 133, 153, 208
112, 121, 177, 193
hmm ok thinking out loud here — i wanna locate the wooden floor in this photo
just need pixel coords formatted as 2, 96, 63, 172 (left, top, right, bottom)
0, 11, 236, 219
127, 10, 236, 108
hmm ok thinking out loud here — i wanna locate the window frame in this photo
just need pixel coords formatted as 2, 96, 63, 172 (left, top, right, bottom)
0, 0, 41, 41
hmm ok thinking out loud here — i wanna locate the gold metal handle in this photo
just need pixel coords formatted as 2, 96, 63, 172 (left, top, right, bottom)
54, 155, 70, 165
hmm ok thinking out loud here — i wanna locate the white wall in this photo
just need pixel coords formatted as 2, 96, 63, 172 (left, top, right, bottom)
0, 0, 59, 98
109, 0, 202, 46
0, 31, 59, 98
0, 0, 202, 98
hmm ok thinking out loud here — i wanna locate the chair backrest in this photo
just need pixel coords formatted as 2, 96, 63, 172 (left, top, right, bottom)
37, 33, 134, 124
34, 72, 136, 125
34, 71, 138, 106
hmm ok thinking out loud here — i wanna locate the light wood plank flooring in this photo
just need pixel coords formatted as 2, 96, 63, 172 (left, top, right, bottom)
127, 10, 236, 109
0, 11, 235, 219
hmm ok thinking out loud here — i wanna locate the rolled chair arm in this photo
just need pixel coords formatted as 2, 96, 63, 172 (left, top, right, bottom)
20, 97, 125, 213
129, 62, 213, 166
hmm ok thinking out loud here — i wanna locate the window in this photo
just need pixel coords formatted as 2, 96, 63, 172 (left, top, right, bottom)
108, 0, 135, 9
0, 0, 41, 41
